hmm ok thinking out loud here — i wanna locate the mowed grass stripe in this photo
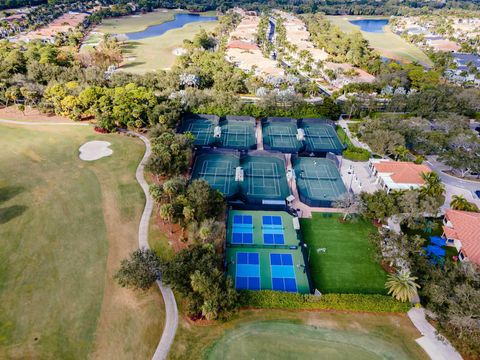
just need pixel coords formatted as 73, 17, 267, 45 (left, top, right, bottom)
0, 125, 163, 359
300, 213, 387, 294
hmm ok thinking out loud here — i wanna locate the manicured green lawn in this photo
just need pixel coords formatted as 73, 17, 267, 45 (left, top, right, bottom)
119, 20, 218, 72
86, 10, 219, 72
96, 9, 179, 34
300, 213, 387, 294
326, 16, 432, 67
169, 308, 427, 360
0, 124, 163, 359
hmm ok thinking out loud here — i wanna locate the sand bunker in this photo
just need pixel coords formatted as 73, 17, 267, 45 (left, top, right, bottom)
79, 141, 113, 161
172, 47, 187, 56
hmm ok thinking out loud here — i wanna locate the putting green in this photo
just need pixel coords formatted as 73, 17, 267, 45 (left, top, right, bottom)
206, 321, 418, 360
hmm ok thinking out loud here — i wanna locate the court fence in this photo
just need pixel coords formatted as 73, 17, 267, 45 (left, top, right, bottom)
191, 149, 291, 205
261, 117, 346, 155
291, 155, 346, 208
179, 113, 256, 150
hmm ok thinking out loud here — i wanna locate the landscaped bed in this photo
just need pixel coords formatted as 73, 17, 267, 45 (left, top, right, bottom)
300, 213, 388, 294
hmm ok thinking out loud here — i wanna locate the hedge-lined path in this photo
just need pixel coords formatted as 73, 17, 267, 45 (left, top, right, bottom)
127, 131, 179, 360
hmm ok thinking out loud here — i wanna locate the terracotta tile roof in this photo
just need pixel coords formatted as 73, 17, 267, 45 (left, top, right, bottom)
226, 40, 259, 51
444, 209, 480, 265
372, 161, 432, 185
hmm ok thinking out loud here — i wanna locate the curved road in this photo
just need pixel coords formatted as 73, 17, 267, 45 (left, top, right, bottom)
1, 119, 178, 360
128, 131, 178, 360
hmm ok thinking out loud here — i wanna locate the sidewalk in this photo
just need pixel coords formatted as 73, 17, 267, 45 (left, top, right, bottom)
408, 308, 463, 360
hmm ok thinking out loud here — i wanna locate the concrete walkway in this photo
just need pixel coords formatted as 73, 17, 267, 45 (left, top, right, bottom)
408, 308, 463, 360
338, 118, 371, 151
128, 131, 178, 360
256, 120, 264, 150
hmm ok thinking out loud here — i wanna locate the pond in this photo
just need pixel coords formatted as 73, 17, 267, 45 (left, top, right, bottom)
349, 19, 389, 33
125, 13, 218, 40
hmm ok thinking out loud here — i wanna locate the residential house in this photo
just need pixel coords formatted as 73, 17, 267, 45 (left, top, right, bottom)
443, 209, 480, 265
369, 160, 432, 193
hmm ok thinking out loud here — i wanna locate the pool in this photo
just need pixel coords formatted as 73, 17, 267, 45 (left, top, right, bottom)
125, 13, 218, 40
349, 19, 388, 33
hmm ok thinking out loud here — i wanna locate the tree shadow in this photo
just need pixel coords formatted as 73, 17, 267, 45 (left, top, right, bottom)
121, 61, 146, 69
0, 205, 27, 224
0, 186, 25, 204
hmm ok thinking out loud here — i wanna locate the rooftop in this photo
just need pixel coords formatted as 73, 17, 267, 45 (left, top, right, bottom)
372, 160, 432, 186
444, 209, 480, 265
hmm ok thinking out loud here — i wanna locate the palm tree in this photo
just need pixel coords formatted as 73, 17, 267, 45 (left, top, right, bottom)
450, 195, 479, 212
394, 145, 410, 161
420, 172, 445, 198
385, 270, 420, 302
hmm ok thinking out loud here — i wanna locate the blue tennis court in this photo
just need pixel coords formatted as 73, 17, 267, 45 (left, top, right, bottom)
262, 215, 283, 226
232, 215, 253, 244
262, 215, 284, 244
270, 253, 297, 292
236, 252, 261, 290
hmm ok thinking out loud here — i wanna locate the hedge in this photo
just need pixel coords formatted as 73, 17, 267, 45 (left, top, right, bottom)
343, 147, 371, 161
238, 291, 411, 313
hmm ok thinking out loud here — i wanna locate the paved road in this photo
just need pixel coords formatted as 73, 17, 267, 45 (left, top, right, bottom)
408, 308, 463, 360
338, 118, 372, 151
128, 131, 178, 360
426, 156, 479, 192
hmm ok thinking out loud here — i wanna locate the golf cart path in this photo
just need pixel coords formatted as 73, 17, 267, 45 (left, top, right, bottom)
129, 131, 178, 360
0, 118, 178, 360
408, 308, 463, 360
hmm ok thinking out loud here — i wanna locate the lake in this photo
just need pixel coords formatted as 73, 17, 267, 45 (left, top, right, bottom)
349, 19, 389, 33
125, 13, 218, 40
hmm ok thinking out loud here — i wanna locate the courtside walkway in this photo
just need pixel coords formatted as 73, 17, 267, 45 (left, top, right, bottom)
128, 131, 178, 360
408, 308, 463, 360
256, 120, 264, 150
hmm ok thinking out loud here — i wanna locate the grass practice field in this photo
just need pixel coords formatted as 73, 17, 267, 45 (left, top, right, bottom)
89, 9, 218, 72
326, 16, 433, 67
300, 213, 387, 294
168, 309, 428, 360
0, 124, 164, 359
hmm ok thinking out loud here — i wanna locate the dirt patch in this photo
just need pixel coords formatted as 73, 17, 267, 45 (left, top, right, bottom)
0, 106, 73, 123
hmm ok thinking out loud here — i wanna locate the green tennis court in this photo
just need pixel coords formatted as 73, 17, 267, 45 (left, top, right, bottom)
220, 116, 257, 150
191, 152, 239, 198
241, 155, 291, 203
293, 157, 346, 207
262, 118, 303, 153
225, 210, 310, 293
300, 119, 345, 155
178, 114, 219, 146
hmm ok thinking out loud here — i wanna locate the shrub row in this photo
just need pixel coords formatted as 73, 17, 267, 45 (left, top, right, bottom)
238, 291, 411, 313
343, 147, 371, 161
